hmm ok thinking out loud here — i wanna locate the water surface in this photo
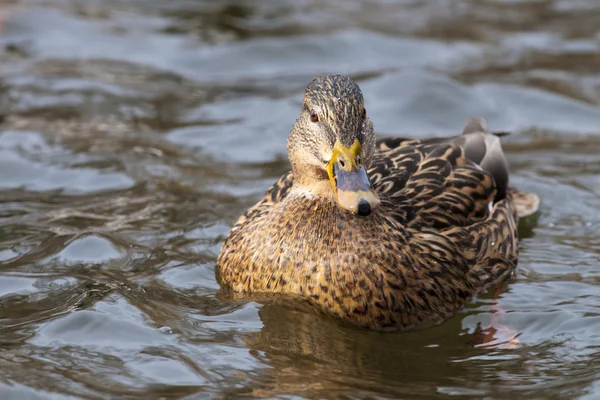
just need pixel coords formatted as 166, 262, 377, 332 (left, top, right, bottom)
1, 0, 600, 398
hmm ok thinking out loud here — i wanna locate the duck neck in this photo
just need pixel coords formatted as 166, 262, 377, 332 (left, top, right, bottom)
289, 177, 335, 203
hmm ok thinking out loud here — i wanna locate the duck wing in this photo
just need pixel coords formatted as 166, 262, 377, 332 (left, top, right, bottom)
369, 117, 519, 232
370, 117, 536, 289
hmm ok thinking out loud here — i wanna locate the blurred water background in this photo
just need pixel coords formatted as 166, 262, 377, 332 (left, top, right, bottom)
1, 0, 600, 398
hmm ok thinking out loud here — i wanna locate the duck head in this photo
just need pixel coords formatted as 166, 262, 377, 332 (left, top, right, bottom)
287, 75, 380, 216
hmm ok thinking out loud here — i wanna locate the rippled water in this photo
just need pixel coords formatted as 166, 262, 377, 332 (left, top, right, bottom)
1, 0, 600, 398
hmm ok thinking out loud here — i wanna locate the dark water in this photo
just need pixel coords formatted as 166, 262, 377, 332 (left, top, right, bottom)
1, 0, 600, 398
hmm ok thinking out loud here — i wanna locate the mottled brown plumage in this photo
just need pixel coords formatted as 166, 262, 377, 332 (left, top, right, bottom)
216, 74, 539, 330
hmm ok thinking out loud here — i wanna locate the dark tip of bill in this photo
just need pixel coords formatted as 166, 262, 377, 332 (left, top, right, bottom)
357, 199, 371, 216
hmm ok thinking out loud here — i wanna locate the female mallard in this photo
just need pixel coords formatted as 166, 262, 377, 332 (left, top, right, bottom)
216, 74, 538, 330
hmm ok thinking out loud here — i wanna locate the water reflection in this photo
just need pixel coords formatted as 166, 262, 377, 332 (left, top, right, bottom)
244, 302, 474, 398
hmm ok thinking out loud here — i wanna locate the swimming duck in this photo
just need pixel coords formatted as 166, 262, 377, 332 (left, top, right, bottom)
216, 74, 539, 330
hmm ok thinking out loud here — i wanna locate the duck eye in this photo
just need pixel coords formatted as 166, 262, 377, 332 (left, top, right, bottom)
356, 155, 361, 165
310, 110, 319, 123
362, 108, 367, 119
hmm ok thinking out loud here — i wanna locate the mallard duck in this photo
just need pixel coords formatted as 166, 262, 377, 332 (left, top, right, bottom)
216, 74, 539, 330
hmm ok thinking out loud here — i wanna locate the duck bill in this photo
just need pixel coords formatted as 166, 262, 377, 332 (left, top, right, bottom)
326, 140, 380, 216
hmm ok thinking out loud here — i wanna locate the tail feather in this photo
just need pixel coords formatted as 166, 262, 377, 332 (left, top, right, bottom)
457, 117, 510, 200
510, 189, 540, 218
461, 117, 540, 218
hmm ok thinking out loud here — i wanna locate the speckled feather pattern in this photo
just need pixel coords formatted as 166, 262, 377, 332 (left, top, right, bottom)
217, 137, 521, 330
216, 74, 536, 331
